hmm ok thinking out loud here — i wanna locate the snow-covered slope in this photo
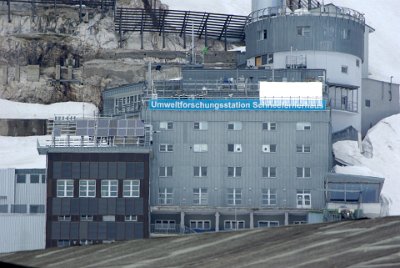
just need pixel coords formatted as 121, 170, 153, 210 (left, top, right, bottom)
163, 0, 400, 84
0, 99, 98, 119
334, 114, 400, 215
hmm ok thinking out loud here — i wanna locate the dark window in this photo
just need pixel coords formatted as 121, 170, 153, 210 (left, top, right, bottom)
41, 175, 46, 183
30, 174, 40, 183
30, 205, 45, 213
16, 174, 26, 183
11, 204, 27, 213
228, 144, 234, 152
365, 99, 371, 107
341, 66, 348, 74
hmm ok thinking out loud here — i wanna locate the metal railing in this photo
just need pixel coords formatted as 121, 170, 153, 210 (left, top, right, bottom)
246, 5, 365, 26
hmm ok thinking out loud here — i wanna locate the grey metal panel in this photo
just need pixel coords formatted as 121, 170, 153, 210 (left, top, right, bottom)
98, 222, 107, 240
51, 222, 61, 239
99, 162, 108, 179
72, 162, 80, 179
125, 199, 135, 215
70, 198, 80, 215
60, 222, 70, 239
52, 198, 61, 215
98, 199, 108, 215
134, 222, 144, 239
90, 162, 99, 178
88, 199, 98, 215
70, 222, 79, 239
108, 162, 117, 179
79, 198, 89, 214
81, 162, 90, 179
79, 222, 89, 239
87, 222, 98, 240
361, 78, 400, 136
147, 109, 331, 210
116, 222, 125, 240
107, 199, 117, 214
107, 222, 116, 240
0, 205, 7, 213
53, 162, 62, 178
116, 199, 125, 215
117, 162, 126, 179
125, 223, 134, 239
133, 198, 144, 215
61, 198, 71, 215
245, 15, 365, 60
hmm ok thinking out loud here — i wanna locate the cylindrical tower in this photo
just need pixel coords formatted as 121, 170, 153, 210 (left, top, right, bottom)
245, 5, 367, 132
251, 0, 283, 12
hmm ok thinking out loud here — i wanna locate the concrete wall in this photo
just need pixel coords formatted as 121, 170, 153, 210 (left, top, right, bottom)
361, 78, 400, 136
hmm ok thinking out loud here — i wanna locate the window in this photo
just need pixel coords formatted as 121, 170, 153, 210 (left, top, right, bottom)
224, 220, 245, 230
262, 53, 274, 65
80, 215, 93, 221
228, 144, 242, 152
16, 174, 26, 183
57, 240, 70, 247
101, 180, 118, 197
123, 180, 140, 197
0, 205, 8, 213
297, 167, 311, 178
194, 121, 208, 130
160, 121, 173, 130
365, 99, 371, 107
190, 220, 211, 230
262, 167, 277, 178
228, 167, 242, 178
80, 240, 93, 246
158, 188, 173, 205
193, 188, 208, 205
155, 220, 176, 231
296, 145, 311, 153
79, 180, 96, 197
297, 26, 311, 36
57, 180, 74, 197
297, 190, 312, 208
258, 221, 279, 228
342, 29, 350, 40
261, 189, 277, 206
193, 144, 208, 153
296, 122, 311, 130
125, 215, 138, 222
293, 221, 307, 225
262, 122, 277, 131
30, 174, 40, 183
103, 215, 116, 222
11, 204, 27, 213
341, 65, 348, 74
42, 175, 46, 183
159, 144, 173, 152
258, 29, 267, 40
159, 166, 173, 177
227, 188, 242, 205
194, 166, 207, 177
29, 204, 45, 213
58, 215, 71, 221
262, 144, 277, 153
227, 122, 242, 130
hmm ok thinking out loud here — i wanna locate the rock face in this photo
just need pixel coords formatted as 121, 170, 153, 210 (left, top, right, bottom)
0, 0, 243, 107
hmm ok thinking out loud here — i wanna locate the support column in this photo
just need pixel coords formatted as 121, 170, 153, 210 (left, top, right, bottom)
180, 211, 185, 233
7, 0, 11, 23
249, 211, 254, 229
284, 212, 289, 226
215, 212, 220, 232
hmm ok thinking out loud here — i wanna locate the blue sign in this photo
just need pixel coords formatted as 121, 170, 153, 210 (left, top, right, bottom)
148, 99, 326, 111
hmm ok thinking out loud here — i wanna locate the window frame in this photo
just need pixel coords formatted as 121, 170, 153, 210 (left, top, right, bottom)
158, 188, 173, 205
228, 166, 242, 178
228, 144, 242, 152
227, 122, 242, 131
296, 122, 311, 131
262, 144, 277, 153
193, 188, 208, 205
159, 121, 174, 130
193, 144, 208, 153
296, 167, 311, 178
262, 167, 277, 178
296, 144, 311, 153
193, 166, 208, 177
159, 144, 174, 152
262, 122, 277, 131
227, 188, 242, 205
297, 26, 311, 36
101, 180, 118, 198
297, 190, 312, 208
224, 220, 245, 230
123, 180, 140, 198
57, 179, 74, 198
261, 188, 277, 206
159, 166, 173, 177
193, 121, 208, 130
79, 180, 96, 198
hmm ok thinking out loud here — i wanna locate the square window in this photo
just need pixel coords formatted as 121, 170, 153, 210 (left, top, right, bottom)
160, 122, 173, 130
123, 180, 140, 197
296, 122, 311, 131
30, 175, 40, 183
101, 180, 118, 197
297, 26, 311, 36
160, 144, 173, 152
194, 122, 208, 130
194, 166, 207, 177
193, 144, 208, 153
341, 66, 348, 74
228, 144, 242, 152
16, 174, 26, 183
79, 180, 96, 197
57, 180, 74, 197
159, 166, 173, 177
365, 99, 371, 107
262, 122, 276, 131
227, 122, 242, 130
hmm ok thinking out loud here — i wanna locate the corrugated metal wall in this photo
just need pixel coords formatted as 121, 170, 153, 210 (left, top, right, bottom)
245, 15, 365, 60
147, 110, 331, 210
